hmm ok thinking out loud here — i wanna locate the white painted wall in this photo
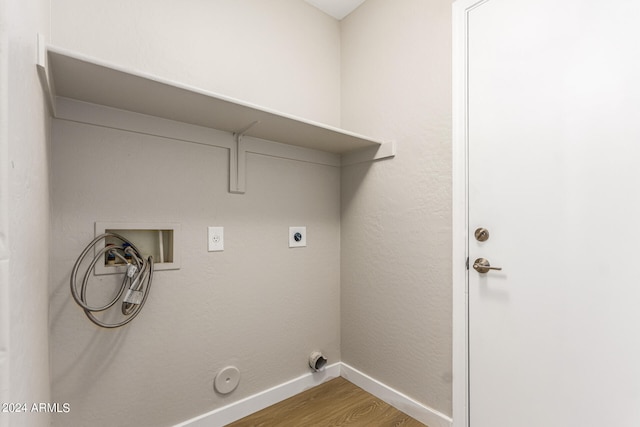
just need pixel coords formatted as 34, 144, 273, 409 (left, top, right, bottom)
2, 0, 51, 426
49, 116, 341, 427
340, 0, 453, 416
51, 0, 342, 127
47, 1, 456, 424
48, 2, 342, 425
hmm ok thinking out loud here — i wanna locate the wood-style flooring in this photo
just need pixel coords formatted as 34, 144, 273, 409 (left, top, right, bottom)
225, 377, 428, 427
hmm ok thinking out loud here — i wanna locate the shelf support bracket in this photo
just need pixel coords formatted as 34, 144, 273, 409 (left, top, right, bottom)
341, 141, 396, 167
230, 121, 259, 194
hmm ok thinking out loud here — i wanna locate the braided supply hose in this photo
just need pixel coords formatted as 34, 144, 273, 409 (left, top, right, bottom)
70, 233, 154, 328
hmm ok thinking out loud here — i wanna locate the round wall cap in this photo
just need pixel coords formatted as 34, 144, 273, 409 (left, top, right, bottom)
214, 366, 240, 394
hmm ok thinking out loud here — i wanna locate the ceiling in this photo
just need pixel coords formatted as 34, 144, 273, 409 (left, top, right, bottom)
304, 0, 367, 20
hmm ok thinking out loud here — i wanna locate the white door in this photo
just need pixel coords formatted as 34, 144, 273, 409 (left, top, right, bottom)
466, 0, 640, 425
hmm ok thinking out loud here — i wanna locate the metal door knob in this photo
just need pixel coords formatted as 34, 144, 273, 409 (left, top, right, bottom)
473, 258, 502, 273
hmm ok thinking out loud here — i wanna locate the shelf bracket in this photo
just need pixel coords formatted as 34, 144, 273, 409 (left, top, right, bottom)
341, 141, 396, 167
230, 121, 259, 194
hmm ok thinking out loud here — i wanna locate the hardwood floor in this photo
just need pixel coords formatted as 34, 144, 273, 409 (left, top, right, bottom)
225, 377, 428, 427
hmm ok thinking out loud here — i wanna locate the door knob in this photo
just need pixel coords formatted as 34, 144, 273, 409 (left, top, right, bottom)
473, 258, 502, 273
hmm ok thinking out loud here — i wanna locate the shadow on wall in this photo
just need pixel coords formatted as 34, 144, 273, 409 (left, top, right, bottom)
340, 155, 380, 216
49, 257, 131, 400
50, 308, 130, 402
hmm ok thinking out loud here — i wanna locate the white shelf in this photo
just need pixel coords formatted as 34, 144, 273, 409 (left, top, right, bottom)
39, 45, 387, 155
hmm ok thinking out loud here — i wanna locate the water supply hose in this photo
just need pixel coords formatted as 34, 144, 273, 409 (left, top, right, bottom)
70, 232, 154, 328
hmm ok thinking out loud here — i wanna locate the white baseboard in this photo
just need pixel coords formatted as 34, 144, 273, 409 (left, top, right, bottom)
175, 362, 453, 427
340, 363, 453, 427
174, 363, 341, 427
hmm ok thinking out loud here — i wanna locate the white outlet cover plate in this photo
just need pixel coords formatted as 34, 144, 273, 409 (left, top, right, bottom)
289, 226, 307, 248
208, 226, 224, 252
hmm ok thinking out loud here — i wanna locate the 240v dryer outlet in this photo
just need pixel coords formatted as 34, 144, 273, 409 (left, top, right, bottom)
289, 227, 306, 248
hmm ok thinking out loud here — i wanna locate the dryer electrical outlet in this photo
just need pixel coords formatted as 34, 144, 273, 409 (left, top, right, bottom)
289, 227, 306, 248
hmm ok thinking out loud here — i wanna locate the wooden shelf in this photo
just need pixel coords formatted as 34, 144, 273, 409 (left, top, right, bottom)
40, 45, 386, 154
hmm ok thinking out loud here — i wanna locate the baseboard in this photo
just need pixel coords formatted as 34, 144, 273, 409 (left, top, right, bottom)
175, 362, 453, 427
174, 363, 341, 427
340, 363, 453, 427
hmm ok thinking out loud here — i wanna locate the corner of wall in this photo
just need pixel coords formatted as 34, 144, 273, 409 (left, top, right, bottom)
338, 0, 454, 418
3, 0, 52, 425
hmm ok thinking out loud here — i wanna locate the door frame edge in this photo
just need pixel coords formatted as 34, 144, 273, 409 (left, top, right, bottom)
452, 0, 490, 426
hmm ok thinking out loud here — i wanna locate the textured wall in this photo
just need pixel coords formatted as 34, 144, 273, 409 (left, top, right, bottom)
51, 0, 341, 127
3, 0, 51, 426
48, 1, 343, 425
49, 119, 341, 426
47, 1, 457, 424
340, 0, 453, 416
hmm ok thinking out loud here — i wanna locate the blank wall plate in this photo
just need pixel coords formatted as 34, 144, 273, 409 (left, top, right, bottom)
289, 226, 306, 248
208, 226, 224, 252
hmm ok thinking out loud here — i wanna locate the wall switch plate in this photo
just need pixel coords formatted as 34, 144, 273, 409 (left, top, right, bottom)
289, 226, 306, 248
208, 226, 224, 252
